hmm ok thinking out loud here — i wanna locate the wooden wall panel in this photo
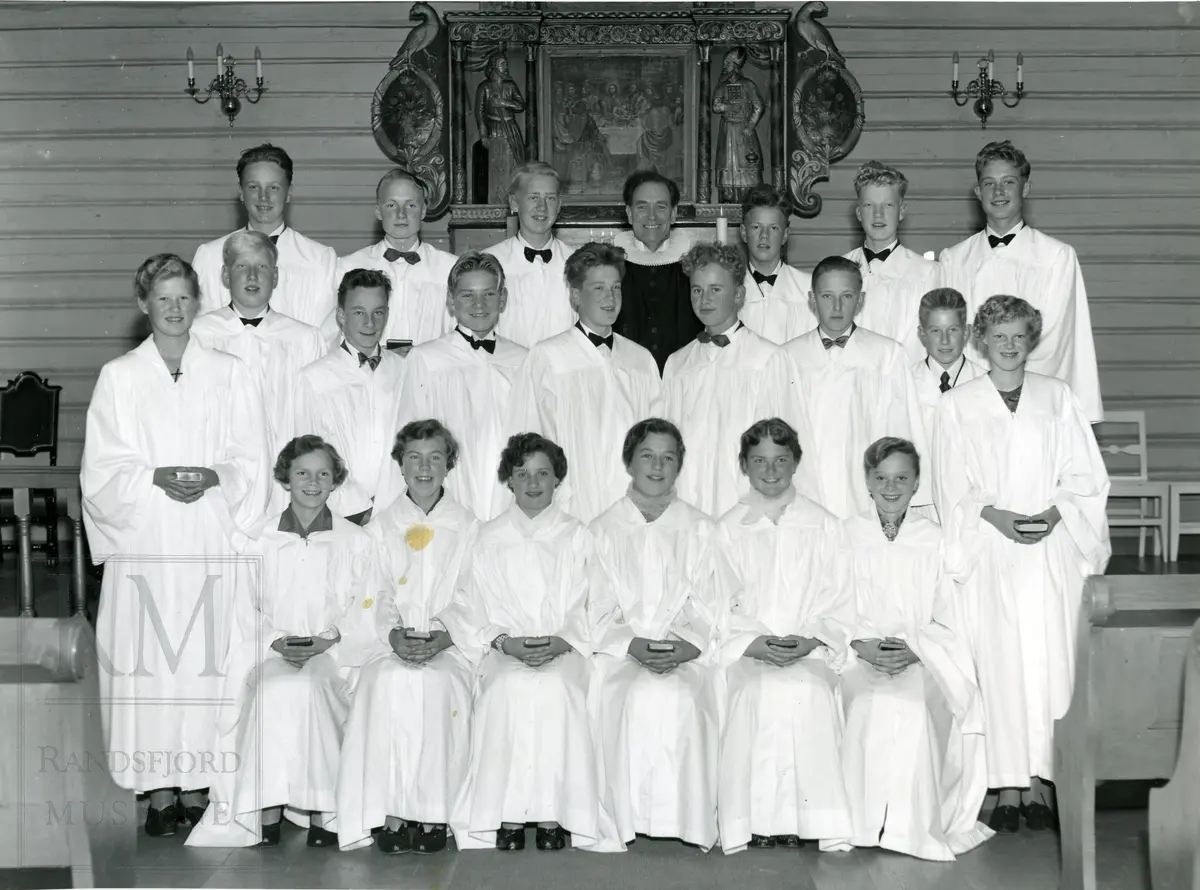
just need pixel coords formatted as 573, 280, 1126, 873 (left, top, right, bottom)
0, 1, 1197, 480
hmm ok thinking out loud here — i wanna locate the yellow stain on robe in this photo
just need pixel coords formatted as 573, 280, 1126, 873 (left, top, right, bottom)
405, 524, 435, 551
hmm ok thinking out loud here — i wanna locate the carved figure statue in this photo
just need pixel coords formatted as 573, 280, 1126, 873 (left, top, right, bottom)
474, 52, 527, 204
794, 1, 845, 66
712, 47, 766, 203
388, 2, 441, 71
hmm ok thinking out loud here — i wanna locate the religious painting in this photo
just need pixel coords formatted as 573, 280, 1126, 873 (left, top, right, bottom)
540, 47, 696, 202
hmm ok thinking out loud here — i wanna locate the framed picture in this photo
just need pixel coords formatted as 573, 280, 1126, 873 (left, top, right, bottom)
539, 45, 697, 203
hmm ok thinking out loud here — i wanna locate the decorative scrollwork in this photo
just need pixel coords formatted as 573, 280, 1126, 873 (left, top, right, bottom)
695, 21, 786, 43
447, 21, 539, 44
449, 205, 510, 224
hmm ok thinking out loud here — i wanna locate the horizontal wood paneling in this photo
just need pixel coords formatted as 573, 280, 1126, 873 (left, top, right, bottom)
0, 1, 1197, 478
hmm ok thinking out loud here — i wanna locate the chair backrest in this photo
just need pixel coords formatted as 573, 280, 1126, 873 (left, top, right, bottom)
1095, 409, 1149, 481
0, 371, 61, 463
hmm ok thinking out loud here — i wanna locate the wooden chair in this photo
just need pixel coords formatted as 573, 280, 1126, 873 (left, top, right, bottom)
1055, 574, 1200, 890
0, 371, 62, 567
1169, 483, 1200, 563
1149, 616, 1200, 890
1095, 410, 1170, 559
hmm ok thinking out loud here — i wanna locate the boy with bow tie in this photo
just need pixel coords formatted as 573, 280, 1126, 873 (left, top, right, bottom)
937, 141, 1101, 421
193, 143, 340, 338
295, 269, 406, 524
911, 287, 985, 443
843, 161, 939, 364
737, 183, 814, 344
656, 243, 799, 517
784, 256, 928, 519
508, 242, 660, 523
487, 162, 577, 348
336, 169, 458, 352
396, 251, 528, 520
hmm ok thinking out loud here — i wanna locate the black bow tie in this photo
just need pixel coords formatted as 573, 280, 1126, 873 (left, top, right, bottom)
939, 370, 951, 393
524, 246, 552, 264
239, 315, 264, 327
577, 323, 613, 350
384, 247, 421, 265
863, 246, 893, 263
457, 327, 496, 354
697, 330, 731, 348
751, 270, 777, 286
269, 234, 279, 245
822, 333, 852, 350
987, 232, 1016, 248
343, 341, 381, 370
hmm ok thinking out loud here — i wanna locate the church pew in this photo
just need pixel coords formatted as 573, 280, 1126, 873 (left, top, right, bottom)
1056, 574, 1200, 890
0, 617, 134, 887
1149, 616, 1200, 890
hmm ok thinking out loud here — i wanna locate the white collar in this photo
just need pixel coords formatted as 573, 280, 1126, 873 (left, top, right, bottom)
925, 353, 965, 376
818, 324, 855, 342
230, 303, 270, 320
456, 324, 496, 342
577, 319, 613, 340
748, 259, 784, 277
341, 339, 381, 359
381, 237, 422, 255
985, 220, 1025, 240
515, 231, 555, 253
247, 222, 287, 238
863, 239, 899, 256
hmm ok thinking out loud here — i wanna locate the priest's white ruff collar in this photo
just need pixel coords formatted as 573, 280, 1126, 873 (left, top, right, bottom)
613, 229, 693, 267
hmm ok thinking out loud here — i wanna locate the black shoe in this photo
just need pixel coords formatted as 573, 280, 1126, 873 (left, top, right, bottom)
988, 804, 1020, 834
377, 824, 411, 854
144, 803, 179, 837
307, 824, 339, 848
535, 825, 567, 851
496, 826, 525, 851
749, 834, 777, 849
413, 824, 448, 854
1021, 802, 1057, 831
773, 835, 805, 847
258, 821, 281, 847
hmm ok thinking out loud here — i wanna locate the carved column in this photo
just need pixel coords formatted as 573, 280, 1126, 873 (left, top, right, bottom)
525, 41, 539, 160
770, 41, 785, 192
697, 41, 712, 204
451, 40, 468, 205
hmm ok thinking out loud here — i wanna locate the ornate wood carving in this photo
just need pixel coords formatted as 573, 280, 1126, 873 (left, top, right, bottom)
540, 11, 696, 46
697, 41, 712, 204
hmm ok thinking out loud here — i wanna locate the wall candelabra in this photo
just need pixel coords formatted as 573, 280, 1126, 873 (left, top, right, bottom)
950, 49, 1023, 129
186, 45, 266, 127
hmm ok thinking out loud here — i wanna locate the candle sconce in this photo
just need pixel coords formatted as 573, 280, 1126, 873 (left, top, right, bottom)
950, 50, 1024, 129
186, 45, 266, 127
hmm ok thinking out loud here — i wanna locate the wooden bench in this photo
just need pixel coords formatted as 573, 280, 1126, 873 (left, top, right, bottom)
1056, 574, 1200, 890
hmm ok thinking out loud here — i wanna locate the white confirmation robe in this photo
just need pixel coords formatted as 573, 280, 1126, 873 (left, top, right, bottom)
489, 234, 577, 348
715, 493, 855, 853
588, 497, 721, 851
442, 503, 608, 850
912, 353, 986, 445
845, 244, 939, 365
785, 326, 929, 519
938, 226, 1103, 421
738, 262, 815, 345
658, 325, 802, 518
193, 226, 339, 339
509, 326, 660, 523
81, 337, 270, 793
337, 493, 479, 848
396, 329, 527, 520
933, 373, 1110, 786
188, 510, 384, 846
336, 239, 457, 347
294, 345, 406, 518
838, 511, 992, 862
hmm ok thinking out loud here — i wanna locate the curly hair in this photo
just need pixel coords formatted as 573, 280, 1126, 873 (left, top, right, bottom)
853, 160, 909, 199
622, 170, 680, 208
681, 242, 746, 283
222, 230, 278, 270
975, 140, 1031, 180
508, 160, 561, 196
133, 253, 199, 304
971, 294, 1044, 351
497, 432, 568, 484
863, 436, 920, 479
811, 255, 863, 292
448, 250, 505, 295
391, 419, 460, 471
565, 242, 626, 289
237, 143, 293, 184
740, 183, 792, 223
273, 435, 349, 488
337, 268, 392, 308
621, 418, 686, 470
918, 287, 968, 326
376, 168, 427, 203
738, 417, 802, 465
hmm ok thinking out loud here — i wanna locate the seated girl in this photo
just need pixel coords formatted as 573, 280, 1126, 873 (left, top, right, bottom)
715, 418, 855, 854
840, 436, 992, 861
443, 433, 607, 852
187, 435, 384, 848
337, 420, 480, 855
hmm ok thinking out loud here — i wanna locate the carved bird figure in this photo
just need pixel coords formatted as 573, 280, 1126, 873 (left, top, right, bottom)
389, 2, 442, 71
794, 1, 845, 67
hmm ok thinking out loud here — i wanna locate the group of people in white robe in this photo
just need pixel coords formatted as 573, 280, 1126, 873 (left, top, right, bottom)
79, 138, 1111, 863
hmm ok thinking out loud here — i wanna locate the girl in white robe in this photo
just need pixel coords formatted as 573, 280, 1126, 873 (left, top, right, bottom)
715, 418, 855, 853
442, 433, 609, 852
81, 254, 270, 836
933, 295, 1110, 833
588, 419, 721, 851
187, 436, 385, 848
839, 437, 993, 861
337, 420, 480, 855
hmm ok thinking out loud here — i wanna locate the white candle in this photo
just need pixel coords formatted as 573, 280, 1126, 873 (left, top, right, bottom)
987, 49, 994, 81
1017, 52, 1024, 84
187, 47, 194, 81
217, 44, 224, 76
255, 46, 262, 80
952, 51, 959, 83
716, 216, 728, 244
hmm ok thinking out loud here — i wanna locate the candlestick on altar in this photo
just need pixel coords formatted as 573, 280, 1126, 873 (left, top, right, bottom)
716, 215, 729, 245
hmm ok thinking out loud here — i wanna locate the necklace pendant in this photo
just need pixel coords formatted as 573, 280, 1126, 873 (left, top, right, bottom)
882, 520, 899, 542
